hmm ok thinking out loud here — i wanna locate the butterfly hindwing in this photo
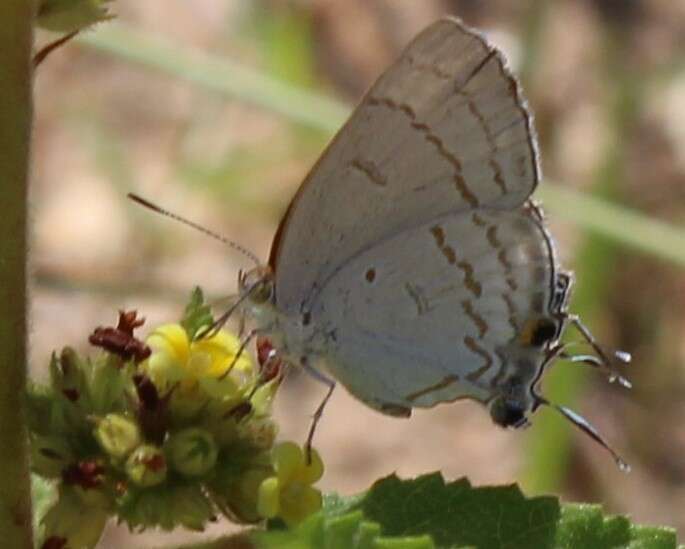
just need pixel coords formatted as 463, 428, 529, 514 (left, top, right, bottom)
309, 207, 557, 413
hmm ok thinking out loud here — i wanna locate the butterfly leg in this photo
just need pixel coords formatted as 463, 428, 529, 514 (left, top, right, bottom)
565, 314, 632, 388
218, 328, 261, 380
301, 359, 336, 464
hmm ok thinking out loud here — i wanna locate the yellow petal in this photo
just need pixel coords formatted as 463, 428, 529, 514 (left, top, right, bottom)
192, 331, 253, 377
279, 483, 322, 527
256, 476, 281, 519
272, 442, 303, 484
293, 448, 324, 485
187, 349, 213, 376
198, 375, 241, 400
143, 348, 185, 388
147, 324, 190, 363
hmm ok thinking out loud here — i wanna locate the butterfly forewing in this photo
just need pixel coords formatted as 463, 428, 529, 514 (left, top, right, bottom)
270, 17, 540, 315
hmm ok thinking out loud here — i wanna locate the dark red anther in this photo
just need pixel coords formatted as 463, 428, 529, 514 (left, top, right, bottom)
133, 374, 172, 445
142, 453, 166, 472
133, 374, 159, 410
89, 310, 151, 363
256, 336, 283, 383
225, 400, 253, 421
42, 537, 67, 549
61, 388, 79, 402
62, 460, 105, 489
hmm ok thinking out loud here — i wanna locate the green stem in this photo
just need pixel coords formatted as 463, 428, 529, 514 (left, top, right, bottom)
522, 27, 644, 493
0, 1, 35, 546
76, 23, 685, 268
78, 24, 347, 133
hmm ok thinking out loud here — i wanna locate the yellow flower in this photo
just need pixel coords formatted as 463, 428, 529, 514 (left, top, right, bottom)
141, 324, 254, 402
257, 442, 323, 527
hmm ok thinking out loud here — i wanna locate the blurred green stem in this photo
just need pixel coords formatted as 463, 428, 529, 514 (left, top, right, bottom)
77, 23, 685, 267
523, 28, 644, 492
0, 0, 35, 547
517, 0, 548, 88
79, 24, 347, 133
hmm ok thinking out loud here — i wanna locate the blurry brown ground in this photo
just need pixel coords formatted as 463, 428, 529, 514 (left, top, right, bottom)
31, 0, 685, 545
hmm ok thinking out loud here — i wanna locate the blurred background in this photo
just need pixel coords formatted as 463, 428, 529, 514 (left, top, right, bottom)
31, 0, 685, 545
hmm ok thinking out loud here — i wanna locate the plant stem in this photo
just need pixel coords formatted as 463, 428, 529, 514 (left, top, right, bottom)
0, 1, 35, 547
77, 23, 685, 268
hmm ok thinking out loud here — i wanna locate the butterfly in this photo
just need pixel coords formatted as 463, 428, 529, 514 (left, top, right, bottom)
131, 16, 630, 469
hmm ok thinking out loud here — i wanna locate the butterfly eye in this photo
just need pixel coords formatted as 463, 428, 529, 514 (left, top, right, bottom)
239, 266, 274, 304
250, 280, 274, 304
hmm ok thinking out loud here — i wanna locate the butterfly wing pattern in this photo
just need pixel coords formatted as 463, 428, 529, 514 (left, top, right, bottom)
127, 16, 629, 467
311, 208, 560, 415
263, 17, 564, 419
269, 17, 540, 316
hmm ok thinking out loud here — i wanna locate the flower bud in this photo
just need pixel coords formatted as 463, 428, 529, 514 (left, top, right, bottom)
166, 428, 218, 477
126, 445, 167, 487
50, 349, 87, 404
94, 414, 141, 460
238, 417, 278, 450
88, 357, 127, 414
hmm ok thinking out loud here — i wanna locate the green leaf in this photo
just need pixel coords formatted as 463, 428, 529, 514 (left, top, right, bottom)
180, 287, 214, 340
251, 498, 435, 549
360, 473, 558, 549
556, 505, 679, 549
253, 474, 681, 549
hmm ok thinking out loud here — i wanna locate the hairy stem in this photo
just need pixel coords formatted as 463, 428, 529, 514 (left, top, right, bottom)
0, 0, 35, 546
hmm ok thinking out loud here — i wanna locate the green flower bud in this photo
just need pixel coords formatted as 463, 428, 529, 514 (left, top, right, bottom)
94, 414, 141, 460
166, 428, 218, 477
168, 485, 216, 531
217, 468, 272, 524
88, 356, 127, 414
126, 445, 167, 487
50, 348, 87, 405
238, 417, 278, 450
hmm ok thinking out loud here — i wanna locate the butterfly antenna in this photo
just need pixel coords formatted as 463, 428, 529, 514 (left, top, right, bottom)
535, 395, 630, 473
128, 193, 261, 266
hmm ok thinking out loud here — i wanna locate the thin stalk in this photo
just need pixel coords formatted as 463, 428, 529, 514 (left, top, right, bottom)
76, 23, 685, 268
0, 0, 35, 547
523, 28, 644, 492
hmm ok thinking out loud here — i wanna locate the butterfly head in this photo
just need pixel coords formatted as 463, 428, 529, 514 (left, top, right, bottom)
488, 375, 532, 429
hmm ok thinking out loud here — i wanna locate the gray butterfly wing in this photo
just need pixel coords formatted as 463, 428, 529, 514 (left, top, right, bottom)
308, 207, 559, 412
270, 17, 540, 315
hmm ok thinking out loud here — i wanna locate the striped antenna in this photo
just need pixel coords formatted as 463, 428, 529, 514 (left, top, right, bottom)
127, 193, 261, 266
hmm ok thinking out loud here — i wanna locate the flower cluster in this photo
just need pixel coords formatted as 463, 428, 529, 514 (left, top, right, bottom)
27, 288, 323, 549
